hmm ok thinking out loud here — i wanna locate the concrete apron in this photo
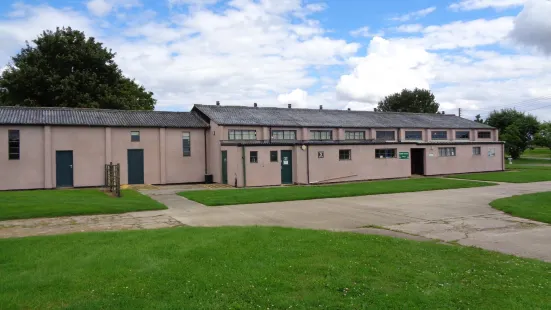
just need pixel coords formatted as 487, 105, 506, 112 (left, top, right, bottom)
146, 181, 551, 263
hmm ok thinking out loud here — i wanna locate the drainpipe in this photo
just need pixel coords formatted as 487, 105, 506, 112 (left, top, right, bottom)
306, 145, 310, 185
204, 129, 208, 174
241, 145, 247, 187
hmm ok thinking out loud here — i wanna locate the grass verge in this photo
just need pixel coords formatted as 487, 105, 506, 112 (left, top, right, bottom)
522, 148, 551, 159
179, 178, 494, 206
450, 169, 551, 183
0, 227, 549, 309
0, 189, 166, 221
490, 191, 551, 224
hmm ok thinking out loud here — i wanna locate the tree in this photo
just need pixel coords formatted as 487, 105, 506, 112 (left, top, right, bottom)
485, 109, 540, 159
0, 27, 155, 110
376, 88, 439, 113
534, 122, 551, 151
474, 114, 484, 123
501, 124, 524, 159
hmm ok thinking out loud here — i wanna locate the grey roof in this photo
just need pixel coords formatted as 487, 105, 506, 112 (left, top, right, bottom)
0, 106, 208, 128
193, 104, 494, 129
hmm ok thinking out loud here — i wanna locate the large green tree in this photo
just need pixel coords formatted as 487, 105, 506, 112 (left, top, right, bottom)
376, 88, 440, 113
0, 27, 155, 110
485, 109, 540, 159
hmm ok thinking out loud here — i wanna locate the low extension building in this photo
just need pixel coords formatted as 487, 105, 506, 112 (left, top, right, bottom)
0, 103, 503, 190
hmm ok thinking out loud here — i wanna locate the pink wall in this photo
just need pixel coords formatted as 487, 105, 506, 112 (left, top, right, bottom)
111, 128, 161, 185
221, 145, 242, 187
0, 126, 45, 190
308, 144, 413, 183
165, 128, 206, 184
424, 144, 503, 175
245, 146, 293, 187
1, 125, 207, 190
51, 126, 106, 187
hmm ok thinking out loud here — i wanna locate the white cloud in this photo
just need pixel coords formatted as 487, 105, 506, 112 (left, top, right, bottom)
336, 37, 434, 104
277, 88, 309, 108
86, 0, 141, 17
449, 0, 525, 11
390, 7, 436, 22
402, 17, 514, 50
349, 26, 372, 37
395, 24, 423, 33
509, 0, 551, 55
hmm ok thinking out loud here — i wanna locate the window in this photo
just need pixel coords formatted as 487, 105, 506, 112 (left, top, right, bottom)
271, 130, 296, 140
405, 131, 423, 140
250, 151, 258, 163
131, 131, 140, 142
310, 130, 332, 140
375, 148, 396, 159
431, 131, 448, 140
270, 151, 278, 162
229, 130, 257, 140
376, 131, 395, 141
478, 131, 491, 139
182, 132, 191, 156
456, 131, 470, 140
339, 149, 351, 160
8, 130, 20, 160
473, 147, 481, 155
439, 147, 456, 157
345, 131, 365, 140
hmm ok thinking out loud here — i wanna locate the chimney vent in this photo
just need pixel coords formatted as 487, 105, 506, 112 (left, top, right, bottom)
319, 105, 323, 110
442, 111, 445, 114
288, 104, 291, 108
254, 103, 257, 108
216, 101, 220, 106
347, 108, 351, 111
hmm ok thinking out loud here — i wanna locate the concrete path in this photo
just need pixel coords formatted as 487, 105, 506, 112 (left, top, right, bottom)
144, 181, 551, 262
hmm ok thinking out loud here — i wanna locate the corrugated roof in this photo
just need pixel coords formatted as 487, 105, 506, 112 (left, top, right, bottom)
0, 106, 208, 128
193, 104, 494, 129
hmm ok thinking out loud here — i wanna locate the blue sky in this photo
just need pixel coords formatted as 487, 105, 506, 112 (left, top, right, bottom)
0, 0, 550, 120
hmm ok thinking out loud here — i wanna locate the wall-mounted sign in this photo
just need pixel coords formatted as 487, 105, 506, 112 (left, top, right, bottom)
318, 151, 324, 158
399, 152, 409, 159
283, 157, 289, 165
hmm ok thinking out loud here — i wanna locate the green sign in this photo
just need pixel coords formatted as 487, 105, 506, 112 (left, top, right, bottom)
399, 152, 409, 160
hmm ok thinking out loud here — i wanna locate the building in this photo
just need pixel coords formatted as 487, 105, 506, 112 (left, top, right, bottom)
0, 104, 503, 190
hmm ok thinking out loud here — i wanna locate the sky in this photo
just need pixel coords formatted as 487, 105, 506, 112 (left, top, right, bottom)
1, 0, 551, 121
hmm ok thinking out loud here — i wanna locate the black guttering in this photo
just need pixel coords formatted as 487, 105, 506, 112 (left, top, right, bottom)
221, 140, 504, 147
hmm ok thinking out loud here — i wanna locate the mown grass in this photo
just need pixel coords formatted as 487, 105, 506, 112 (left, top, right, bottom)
491, 191, 551, 224
0, 227, 550, 309
0, 189, 166, 221
451, 168, 551, 183
180, 178, 494, 206
522, 148, 551, 159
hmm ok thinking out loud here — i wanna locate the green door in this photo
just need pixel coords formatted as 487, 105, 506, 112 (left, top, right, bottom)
221, 151, 228, 184
281, 150, 293, 184
56, 150, 73, 187
127, 149, 144, 184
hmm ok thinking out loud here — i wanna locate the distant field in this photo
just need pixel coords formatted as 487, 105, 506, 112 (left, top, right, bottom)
522, 148, 551, 159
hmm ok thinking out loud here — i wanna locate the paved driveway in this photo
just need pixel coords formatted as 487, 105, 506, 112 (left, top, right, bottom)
146, 181, 551, 262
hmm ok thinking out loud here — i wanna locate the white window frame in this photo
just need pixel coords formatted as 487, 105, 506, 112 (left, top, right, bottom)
438, 147, 456, 157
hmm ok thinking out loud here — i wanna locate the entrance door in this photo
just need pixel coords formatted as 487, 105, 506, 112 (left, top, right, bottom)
221, 151, 228, 184
56, 151, 74, 187
411, 148, 425, 175
127, 149, 145, 184
280, 150, 293, 184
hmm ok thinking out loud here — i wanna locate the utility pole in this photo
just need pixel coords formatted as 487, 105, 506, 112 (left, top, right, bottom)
458, 108, 462, 117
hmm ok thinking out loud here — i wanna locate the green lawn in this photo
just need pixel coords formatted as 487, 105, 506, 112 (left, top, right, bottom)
522, 148, 551, 158
451, 169, 551, 183
180, 178, 494, 206
0, 189, 166, 221
491, 192, 551, 224
1, 227, 549, 309
508, 158, 551, 165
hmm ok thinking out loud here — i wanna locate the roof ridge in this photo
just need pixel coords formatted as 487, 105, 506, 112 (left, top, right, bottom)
194, 104, 457, 117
